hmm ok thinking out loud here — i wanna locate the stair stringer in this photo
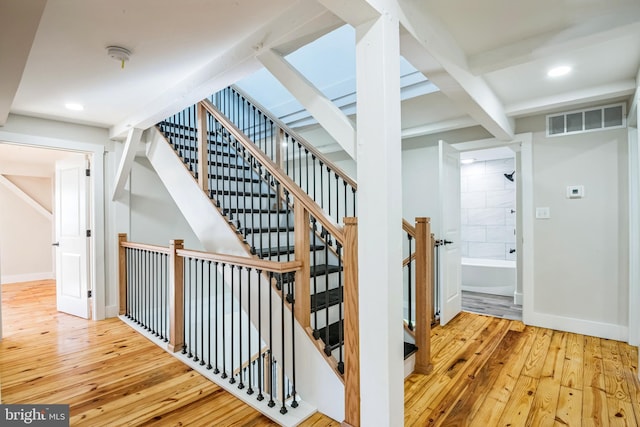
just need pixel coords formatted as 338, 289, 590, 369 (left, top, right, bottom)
144, 128, 345, 422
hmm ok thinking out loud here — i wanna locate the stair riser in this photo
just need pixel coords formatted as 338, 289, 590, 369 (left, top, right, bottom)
214, 197, 273, 211
228, 213, 292, 229
209, 168, 258, 180
310, 305, 343, 330
308, 271, 342, 293
210, 180, 270, 193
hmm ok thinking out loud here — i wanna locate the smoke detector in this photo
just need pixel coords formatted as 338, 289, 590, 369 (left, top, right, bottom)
106, 46, 131, 69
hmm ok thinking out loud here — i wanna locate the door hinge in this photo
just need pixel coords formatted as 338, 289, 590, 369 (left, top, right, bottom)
86, 229, 91, 237
88, 290, 92, 298
86, 168, 91, 177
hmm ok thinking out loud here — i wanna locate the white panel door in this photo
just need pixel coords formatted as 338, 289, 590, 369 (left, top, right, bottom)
439, 140, 462, 325
55, 158, 90, 319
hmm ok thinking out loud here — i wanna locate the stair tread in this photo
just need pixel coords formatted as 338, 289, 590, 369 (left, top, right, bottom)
256, 244, 324, 258
226, 208, 290, 214
245, 226, 292, 234
210, 189, 275, 198
310, 287, 342, 312
316, 320, 418, 360
404, 342, 418, 359
209, 174, 262, 183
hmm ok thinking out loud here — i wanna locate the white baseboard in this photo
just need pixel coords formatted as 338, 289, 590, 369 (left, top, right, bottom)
514, 291, 523, 305
524, 310, 628, 342
1, 272, 54, 285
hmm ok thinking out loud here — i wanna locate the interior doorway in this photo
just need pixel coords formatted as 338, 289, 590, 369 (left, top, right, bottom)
458, 146, 522, 321
0, 143, 92, 338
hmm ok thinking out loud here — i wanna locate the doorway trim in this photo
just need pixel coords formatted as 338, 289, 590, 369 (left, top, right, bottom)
452, 132, 534, 325
0, 129, 106, 329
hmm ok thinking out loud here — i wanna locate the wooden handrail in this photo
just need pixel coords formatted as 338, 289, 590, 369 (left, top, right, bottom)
176, 248, 302, 273
229, 85, 358, 191
120, 241, 171, 254
201, 99, 345, 243
402, 218, 416, 236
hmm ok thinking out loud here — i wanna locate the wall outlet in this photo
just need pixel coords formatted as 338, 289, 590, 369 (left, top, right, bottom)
567, 185, 584, 199
536, 207, 551, 219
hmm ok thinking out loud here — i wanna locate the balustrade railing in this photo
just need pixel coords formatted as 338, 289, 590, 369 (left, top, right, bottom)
212, 86, 357, 225
119, 234, 303, 415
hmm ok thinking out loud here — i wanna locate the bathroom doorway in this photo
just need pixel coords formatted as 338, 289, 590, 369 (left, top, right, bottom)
458, 146, 522, 321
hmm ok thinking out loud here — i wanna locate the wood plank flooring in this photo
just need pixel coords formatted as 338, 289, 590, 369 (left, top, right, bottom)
2, 280, 639, 426
405, 313, 640, 426
0, 281, 337, 427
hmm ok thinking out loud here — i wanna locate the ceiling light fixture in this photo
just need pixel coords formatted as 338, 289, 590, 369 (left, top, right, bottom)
460, 158, 475, 165
106, 45, 132, 69
547, 65, 571, 78
65, 102, 84, 111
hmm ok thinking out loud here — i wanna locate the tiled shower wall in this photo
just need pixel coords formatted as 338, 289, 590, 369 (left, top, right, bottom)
461, 157, 516, 261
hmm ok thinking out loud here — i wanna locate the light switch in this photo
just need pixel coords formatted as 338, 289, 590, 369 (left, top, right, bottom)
536, 207, 551, 219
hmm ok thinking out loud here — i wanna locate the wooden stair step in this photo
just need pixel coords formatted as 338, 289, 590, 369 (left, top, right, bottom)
209, 174, 261, 183
256, 244, 324, 258
210, 189, 275, 198
310, 287, 342, 312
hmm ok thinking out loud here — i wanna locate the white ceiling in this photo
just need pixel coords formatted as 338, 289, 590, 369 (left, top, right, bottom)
1, 0, 639, 146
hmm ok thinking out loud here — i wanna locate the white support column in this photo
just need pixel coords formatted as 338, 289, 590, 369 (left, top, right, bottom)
111, 128, 143, 201
355, 8, 404, 427
257, 49, 357, 159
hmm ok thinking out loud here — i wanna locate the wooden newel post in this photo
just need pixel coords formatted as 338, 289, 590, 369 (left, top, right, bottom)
343, 217, 360, 427
168, 239, 185, 353
414, 217, 433, 374
197, 102, 209, 193
294, 207, 311, 328
118, 233, 128, 315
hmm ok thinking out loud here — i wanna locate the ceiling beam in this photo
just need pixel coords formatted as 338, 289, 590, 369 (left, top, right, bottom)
469, 13, 640, 75
112, 128, 143, 201
258, 49, 356, 159
109, 1, 342, 140
505, 79, 637, 117
395, 0, 513, 141
401, 116, 477, 139
0, 0, 47, 126
0, 174, 52, 220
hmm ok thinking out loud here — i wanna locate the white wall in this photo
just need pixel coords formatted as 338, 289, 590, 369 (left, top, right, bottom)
518, 115, 629, 339
0, 175, 54, 283
129, 156, 203, 250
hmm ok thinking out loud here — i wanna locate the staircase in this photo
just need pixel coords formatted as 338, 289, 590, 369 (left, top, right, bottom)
139, 85, 431, 423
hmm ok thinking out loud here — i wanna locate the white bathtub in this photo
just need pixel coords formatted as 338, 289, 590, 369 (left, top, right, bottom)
461, 257, 516, 296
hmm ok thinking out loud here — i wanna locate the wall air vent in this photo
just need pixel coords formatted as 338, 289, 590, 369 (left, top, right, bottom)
546, 103, 626, 137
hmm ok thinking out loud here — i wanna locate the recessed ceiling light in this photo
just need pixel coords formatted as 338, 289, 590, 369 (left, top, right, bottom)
65, 102, 84, 111
461, 158, 475, 165
547, 66, 572, 78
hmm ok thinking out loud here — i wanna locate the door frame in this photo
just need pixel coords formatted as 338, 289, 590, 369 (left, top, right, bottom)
452, 132, 534, 325
0, 129, 106, 339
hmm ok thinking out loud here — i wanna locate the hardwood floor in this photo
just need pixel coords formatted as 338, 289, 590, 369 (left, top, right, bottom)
2, 281, 639, 426
405, 312, 640, 426
0, 281, 338, 427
